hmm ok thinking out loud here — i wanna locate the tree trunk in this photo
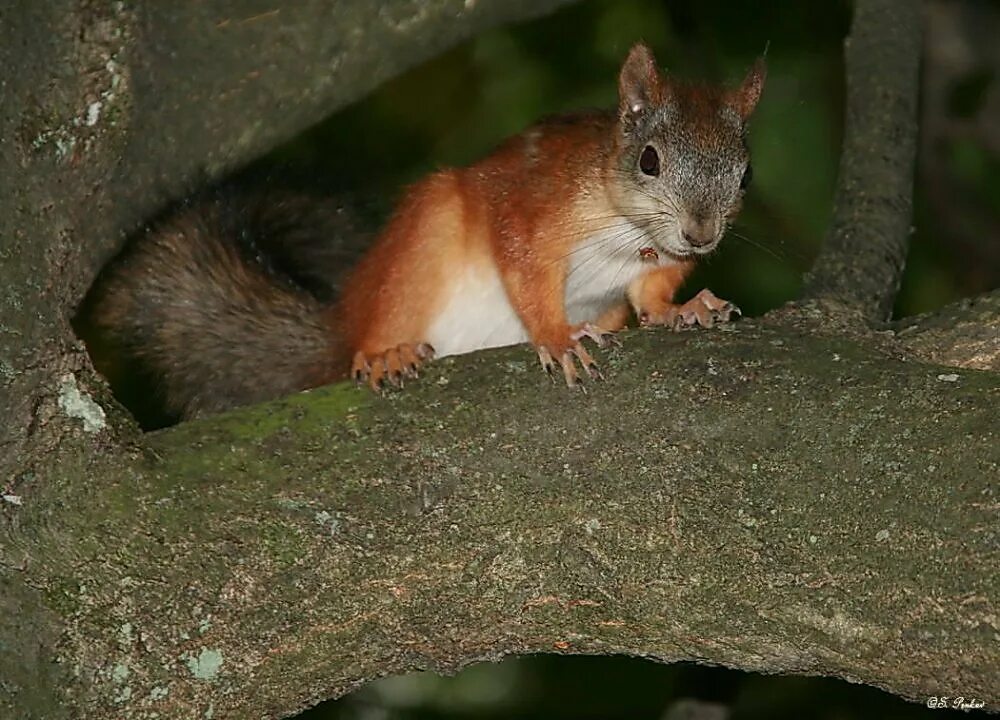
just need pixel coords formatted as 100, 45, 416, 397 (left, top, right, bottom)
1, 1, 997, 719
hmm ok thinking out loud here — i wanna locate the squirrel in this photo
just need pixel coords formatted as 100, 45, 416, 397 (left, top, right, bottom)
87, 43, 765, 421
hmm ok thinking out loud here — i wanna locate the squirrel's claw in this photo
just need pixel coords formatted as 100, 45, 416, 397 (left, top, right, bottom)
536, 326, 608, 389
350, 353, 371, 384
682, 288, 740, 328
643, 288, 741, 330
571, 322, 621, 348
352, 343, 436, 392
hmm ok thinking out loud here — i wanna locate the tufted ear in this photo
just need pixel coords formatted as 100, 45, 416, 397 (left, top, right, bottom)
618, 43, 666, 119
729, 57, 766, 120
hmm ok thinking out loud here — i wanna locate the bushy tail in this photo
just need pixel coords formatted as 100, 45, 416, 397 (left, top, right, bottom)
87, 188, 361, 423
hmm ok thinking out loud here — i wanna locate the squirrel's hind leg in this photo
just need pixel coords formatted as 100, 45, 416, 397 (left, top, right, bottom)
593, 302, 631, 333
351, 343, 436, 391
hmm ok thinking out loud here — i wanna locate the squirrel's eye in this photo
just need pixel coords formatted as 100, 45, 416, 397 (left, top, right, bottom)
639, 145, 660, 176
740, 163, 753, 190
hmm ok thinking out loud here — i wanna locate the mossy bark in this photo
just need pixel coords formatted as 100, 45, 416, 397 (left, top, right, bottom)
6, 320, 999, 719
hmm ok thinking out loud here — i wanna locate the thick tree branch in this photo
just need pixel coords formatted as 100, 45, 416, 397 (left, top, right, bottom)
801, 0, 922, 322
3, 321, 997, 719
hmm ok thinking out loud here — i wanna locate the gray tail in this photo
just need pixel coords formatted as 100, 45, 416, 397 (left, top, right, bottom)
87, 189, 361, 423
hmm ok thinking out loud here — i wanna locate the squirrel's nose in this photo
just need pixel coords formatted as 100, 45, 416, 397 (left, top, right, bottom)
681, 215, 719, 248
683, 230, 714, 248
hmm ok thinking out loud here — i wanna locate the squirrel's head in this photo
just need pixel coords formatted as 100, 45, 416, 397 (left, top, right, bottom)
610, 43, 765, 259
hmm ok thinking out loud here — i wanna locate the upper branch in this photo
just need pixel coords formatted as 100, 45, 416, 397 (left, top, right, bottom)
801, 0, 922, 322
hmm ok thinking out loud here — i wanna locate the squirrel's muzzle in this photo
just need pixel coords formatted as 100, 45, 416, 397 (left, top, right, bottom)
680, 216, 720, 249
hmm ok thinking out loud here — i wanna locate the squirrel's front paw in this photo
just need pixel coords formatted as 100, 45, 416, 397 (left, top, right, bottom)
351, 343, 435, 392
640, 288, 741, 330
535, 323, 616, 388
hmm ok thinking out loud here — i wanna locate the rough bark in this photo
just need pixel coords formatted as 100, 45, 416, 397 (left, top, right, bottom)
1, 0, 998, 719
892, 289, 1000, 371
5, 322, 1000, 719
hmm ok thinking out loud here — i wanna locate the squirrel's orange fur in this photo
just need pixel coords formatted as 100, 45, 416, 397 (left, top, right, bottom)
336, 44, 764, 387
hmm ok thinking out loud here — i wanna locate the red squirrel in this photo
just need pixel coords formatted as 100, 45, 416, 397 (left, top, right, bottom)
89, 44, 765, 419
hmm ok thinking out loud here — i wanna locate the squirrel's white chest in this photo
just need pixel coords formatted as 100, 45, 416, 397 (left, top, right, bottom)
425, 263, 528, 358
425, 220, 665, 357
564, 221, 664, 324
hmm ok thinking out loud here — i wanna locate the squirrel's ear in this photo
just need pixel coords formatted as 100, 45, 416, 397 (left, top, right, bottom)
730, 58, 766, 120
619, 43, 665, 119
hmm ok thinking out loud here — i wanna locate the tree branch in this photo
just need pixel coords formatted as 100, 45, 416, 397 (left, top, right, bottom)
801, 0, 922, 323
3, 321, 997, 718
